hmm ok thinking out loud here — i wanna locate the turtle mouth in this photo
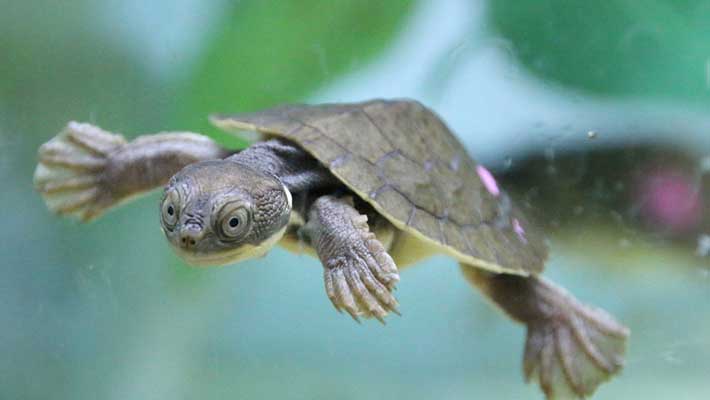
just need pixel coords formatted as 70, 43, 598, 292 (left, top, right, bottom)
172, 245, 263, 267
168, 226, 288, 267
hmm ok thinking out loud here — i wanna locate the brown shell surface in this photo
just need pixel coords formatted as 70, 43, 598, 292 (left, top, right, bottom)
211, 99, 547, 275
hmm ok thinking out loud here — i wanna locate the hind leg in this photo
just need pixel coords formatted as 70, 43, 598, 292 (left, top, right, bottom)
461, 266, 629, 399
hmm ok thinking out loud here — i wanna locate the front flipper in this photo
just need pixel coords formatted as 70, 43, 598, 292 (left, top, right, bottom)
302, 195, 400, 323
461, 267, 629, 399
34, 122, 229, 221
34, 122, 128, 221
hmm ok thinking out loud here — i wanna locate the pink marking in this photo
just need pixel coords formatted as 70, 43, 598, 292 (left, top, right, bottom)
513, 218, 527, 243
638, 169, 702, 233
476, 165, 500, 197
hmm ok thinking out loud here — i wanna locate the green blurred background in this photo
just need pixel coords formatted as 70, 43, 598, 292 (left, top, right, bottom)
2, 1, 709, 399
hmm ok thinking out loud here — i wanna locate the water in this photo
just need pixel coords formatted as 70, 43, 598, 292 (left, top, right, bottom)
1, 1, 709, 399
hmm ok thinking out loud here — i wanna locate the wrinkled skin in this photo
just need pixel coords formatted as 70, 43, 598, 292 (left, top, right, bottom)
35, 100, 629, 400
159, 161, 292, 266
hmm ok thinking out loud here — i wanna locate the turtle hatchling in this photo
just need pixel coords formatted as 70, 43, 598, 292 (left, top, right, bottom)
34, 99, 629, 398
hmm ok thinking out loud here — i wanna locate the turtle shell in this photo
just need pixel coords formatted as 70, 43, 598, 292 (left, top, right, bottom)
211, 99, 547, 275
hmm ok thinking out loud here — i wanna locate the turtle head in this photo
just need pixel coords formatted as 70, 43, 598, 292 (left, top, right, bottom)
159, 160, 292, 266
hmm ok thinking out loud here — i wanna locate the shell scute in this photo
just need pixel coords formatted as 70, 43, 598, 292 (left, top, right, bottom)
212, 99, 547, 274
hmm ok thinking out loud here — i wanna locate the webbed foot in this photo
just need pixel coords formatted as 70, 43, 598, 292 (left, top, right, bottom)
34, 122, 126, 221
461, 267, 629, 399
305, 195, 400, 323
324, 219, 400, 323
523, 278, 629, 399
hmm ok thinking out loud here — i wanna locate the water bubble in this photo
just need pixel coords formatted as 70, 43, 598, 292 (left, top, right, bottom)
503, 156, 513, 169
699, 156, 710, 175
661, 349, 683, 365
544, 147, 555, 161
696, 234, 710, 257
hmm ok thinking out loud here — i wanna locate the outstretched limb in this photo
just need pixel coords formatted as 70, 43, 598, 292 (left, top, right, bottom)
461, 266, 629, 399
301, 195, 400, 323
34, 122, 231, 221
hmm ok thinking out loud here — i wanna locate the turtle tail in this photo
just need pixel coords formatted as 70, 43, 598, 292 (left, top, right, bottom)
460, 265, 629, 399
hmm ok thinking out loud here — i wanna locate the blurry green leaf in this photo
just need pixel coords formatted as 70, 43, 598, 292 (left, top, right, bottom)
487, 0, 710, 103
0, 2, 171, 144
176, 0, 415, 147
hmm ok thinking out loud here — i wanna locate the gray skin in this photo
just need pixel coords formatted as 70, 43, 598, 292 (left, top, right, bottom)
34, 123, 401, 320
35, 121, 628, 399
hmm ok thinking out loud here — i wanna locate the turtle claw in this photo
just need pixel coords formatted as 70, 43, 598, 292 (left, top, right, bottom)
523, 278, 629, 399
34, 122, 126, 221
308, 195, 401, 323
324, 241, 400, 324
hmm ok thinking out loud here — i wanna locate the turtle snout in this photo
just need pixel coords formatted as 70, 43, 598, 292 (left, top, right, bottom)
178, 223, 204, 250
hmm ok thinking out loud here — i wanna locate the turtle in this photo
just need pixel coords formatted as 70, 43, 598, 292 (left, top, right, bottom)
34, 99, 629, 399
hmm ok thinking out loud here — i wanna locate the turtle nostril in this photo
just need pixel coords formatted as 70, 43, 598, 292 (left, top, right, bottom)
179, 228, 201, 249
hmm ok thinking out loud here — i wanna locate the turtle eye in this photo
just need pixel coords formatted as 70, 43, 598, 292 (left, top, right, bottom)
217, 202, 251, 241
161, 190, 180, 230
